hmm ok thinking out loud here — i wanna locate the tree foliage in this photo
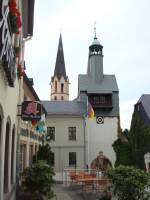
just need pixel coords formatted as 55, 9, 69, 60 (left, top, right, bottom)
129, 111, 150, 170
113, 137, 132, 167
113, 129, 133, 167
22, 160, 55, 199
107, 165, 150, 200
34, 144, 54, 166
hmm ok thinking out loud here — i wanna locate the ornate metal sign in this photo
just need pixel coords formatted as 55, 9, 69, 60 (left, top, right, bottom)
21, 101, 42, 121
0, 1, 16, 87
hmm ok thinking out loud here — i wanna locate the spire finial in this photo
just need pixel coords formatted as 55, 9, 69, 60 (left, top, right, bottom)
94, 21, 97, 40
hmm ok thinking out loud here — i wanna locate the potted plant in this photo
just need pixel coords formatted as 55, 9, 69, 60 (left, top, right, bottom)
21, 160, 55, 200
9, 1, 22, 34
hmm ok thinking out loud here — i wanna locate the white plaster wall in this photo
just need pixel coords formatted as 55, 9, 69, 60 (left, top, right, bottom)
52, 147, 85, 172
46, 116, 86, 172
46, 117, 85, 147
0, 67, 19, 200
86, 117, 118, 167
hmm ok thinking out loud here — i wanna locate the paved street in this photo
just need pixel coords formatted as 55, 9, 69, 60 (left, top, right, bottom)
52, 184, 115, 200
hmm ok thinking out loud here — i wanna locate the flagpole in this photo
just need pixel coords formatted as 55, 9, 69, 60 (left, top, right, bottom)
86, 96, 90, 168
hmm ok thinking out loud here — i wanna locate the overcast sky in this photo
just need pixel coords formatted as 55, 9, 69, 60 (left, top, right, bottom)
25, 0, 150, 129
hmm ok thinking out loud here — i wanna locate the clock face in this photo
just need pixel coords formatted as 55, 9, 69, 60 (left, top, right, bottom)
96, 116, 104, 124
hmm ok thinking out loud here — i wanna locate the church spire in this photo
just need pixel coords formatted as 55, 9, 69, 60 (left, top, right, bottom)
50, 33, 69, 101
54, 33, 67, 80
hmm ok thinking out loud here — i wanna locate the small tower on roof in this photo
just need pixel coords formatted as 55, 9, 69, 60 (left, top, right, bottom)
87, 25, 103, 83
50, 34, 69, 101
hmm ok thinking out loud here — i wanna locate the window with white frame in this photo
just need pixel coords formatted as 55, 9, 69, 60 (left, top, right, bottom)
68, 127, 76, 141
47, 127, 55, 141
69, 152, 77, 166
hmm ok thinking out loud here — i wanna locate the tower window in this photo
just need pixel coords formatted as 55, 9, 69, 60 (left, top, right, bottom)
55, 81, 57, 92
54, 96, 57, 100
61, 83, 64, 93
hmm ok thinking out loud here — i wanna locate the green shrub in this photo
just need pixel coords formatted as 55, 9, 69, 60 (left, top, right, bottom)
107, 165, 150, 200
22, 160, 55, 199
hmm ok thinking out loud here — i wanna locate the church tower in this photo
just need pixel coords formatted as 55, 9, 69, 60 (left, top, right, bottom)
78, 29, 119, 166
50, 34, 69, 101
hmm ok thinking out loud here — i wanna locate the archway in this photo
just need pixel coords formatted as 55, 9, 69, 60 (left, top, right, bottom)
4, 119, 11, 193
0, 104, 4, 154
0, 115, 2, 155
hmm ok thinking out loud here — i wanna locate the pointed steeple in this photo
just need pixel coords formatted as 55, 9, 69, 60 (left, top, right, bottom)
50, 33, 69, 101
54, 33, 67, 80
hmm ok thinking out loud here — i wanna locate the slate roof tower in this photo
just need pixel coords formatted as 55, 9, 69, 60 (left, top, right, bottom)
78, 30, 120, 166
50, 34, 69, 100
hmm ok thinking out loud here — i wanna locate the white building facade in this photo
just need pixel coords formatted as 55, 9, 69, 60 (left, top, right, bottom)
43, 33, 120, 177
0, 0, 35, 199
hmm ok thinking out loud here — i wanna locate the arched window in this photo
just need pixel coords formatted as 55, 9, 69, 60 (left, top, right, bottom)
55, 81, 57, 92
11, 126, 15, 184
0, 105, 4, 152
61, 83, 64, 93
4, 120, 11, 193
0, 115, 2, 151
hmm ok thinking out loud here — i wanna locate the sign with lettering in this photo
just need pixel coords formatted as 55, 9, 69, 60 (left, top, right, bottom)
0, 1, 16, 87
21, 101, 42, 121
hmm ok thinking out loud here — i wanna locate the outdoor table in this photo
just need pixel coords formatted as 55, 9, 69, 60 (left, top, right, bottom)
76, 177, 108, 192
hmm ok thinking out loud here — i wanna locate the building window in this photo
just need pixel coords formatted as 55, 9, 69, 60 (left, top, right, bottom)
4, 121, 10, 193
55, 81, 57, 92
11, 127, 15, 184
54, 96, 57, 100
50, 152, 55, 166
20, 143, 27, 171
69, 152, 76, 166
29, 144, 33, 166
0, 115, 2, 152
89, 94, 112, 108
61, 96, 64, 100
35, 145, 37, 153
61, 83, 64, 93
68, 127, 76, 141
47, 127, 55, 141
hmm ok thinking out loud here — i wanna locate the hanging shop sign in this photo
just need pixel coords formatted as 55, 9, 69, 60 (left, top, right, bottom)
21, 101, 42, 121
0, 1, 16, 87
